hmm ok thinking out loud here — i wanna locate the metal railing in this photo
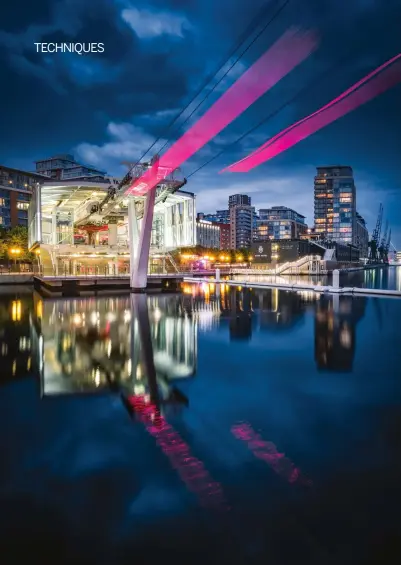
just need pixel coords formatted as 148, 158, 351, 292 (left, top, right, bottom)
0, 264, 42, 275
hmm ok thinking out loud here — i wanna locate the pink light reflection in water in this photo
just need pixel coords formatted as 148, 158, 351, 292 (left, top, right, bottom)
125, 28, 318, 196
127, 395, 229, 511
224, 53, 401, 172
231, 422, 312, 487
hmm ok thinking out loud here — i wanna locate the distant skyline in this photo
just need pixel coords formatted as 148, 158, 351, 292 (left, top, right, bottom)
1, 0, 400, 243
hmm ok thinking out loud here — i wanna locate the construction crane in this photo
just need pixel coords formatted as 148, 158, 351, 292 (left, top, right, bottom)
368, 203, 383, 263
384, 229, 391, 262
378, 220, 389, 262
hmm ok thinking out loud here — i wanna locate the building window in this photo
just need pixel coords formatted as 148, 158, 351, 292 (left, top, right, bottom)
17, 202, 30, 210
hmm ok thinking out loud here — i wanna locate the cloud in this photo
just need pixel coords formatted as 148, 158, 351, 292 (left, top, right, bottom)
48, 55, 123, 88
75, 122, 166, 173
121, 7, 191, 39
6, 53, 67, 95
191, 167, 315, 220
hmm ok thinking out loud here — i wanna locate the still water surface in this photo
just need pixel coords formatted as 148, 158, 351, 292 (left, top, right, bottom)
0, 282, 400, 564
233, 265, 401, 291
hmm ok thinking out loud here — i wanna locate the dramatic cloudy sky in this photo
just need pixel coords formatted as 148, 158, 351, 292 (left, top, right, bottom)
1, 0, 400, 243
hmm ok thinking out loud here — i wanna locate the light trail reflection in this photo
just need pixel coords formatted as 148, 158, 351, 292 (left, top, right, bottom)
231, 422, 312, 487
125, 394, 229, 512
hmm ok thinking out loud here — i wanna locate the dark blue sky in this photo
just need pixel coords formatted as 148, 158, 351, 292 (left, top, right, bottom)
1, 0, 400, 244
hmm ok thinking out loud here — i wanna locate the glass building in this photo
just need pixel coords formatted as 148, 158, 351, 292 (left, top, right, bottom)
314, 166, 356, 244
28, 179, 196, 276
254, 206, 307, 241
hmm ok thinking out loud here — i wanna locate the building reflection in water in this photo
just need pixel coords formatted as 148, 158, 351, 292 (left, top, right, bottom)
256, 288, 316, 331
32, 292, 197, 410
30, 283, 369, 400
314, 295, 366, 372
229, 286, 253, 340
0, 291, 37, 383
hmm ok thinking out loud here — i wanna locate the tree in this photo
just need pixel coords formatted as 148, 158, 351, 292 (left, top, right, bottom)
0, 226, 33, 262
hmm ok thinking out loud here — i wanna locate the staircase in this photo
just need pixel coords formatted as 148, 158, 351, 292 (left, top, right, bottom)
38, 245, 56, 276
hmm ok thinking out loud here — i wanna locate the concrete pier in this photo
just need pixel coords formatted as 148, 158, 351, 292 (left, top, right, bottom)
183, 276, 401, 298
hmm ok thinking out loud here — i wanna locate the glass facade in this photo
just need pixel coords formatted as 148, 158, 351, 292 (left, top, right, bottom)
314, 166, 356, 245
255, 206, 307, 241
196, 220, 220, 248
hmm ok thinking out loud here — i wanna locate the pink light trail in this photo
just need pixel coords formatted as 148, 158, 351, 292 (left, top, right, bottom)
223, 53, 401, 172
125, 28, 318, 196
126, 394, 229, 511
231, 422, 312, 487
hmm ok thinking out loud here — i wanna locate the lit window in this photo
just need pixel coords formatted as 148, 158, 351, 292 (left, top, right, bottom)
17, 202, 30, 210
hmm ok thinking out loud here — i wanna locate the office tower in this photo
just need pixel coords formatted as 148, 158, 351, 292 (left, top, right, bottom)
314, 166, 356, 244
229, 194, 252, 249
255, 206, 308, 241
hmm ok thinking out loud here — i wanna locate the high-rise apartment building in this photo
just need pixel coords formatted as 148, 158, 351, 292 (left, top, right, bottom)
35, 154, 106, 181
255, 206, 308, 241
229, 194, 251, 207
314, 166, 356, 245
0, 165, 47, 228
229, 194, 253, 249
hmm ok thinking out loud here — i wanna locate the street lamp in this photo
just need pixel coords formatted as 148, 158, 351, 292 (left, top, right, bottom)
9, 248, 22, 271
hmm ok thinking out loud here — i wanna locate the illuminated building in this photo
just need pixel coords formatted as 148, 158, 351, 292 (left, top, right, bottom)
0, 164, 48, 228
314, 166, 356, 244
28, 178, 196, 275
251, 240, 325, 266
196, 218, 220, 248
255, 206, 308, 241
229, 194, 253, 249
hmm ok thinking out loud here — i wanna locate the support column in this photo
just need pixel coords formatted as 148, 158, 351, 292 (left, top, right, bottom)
130, 185, 157, 291
128, 198, 140, 279
51, 212, 58, 245
108, 218, 118, 247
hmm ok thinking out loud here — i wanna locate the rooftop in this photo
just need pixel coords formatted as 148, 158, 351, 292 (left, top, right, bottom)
0, 164, 49, 179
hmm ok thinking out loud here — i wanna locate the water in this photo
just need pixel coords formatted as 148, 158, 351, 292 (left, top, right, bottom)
0, 282, 400, 564
233, 265, 401, 291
